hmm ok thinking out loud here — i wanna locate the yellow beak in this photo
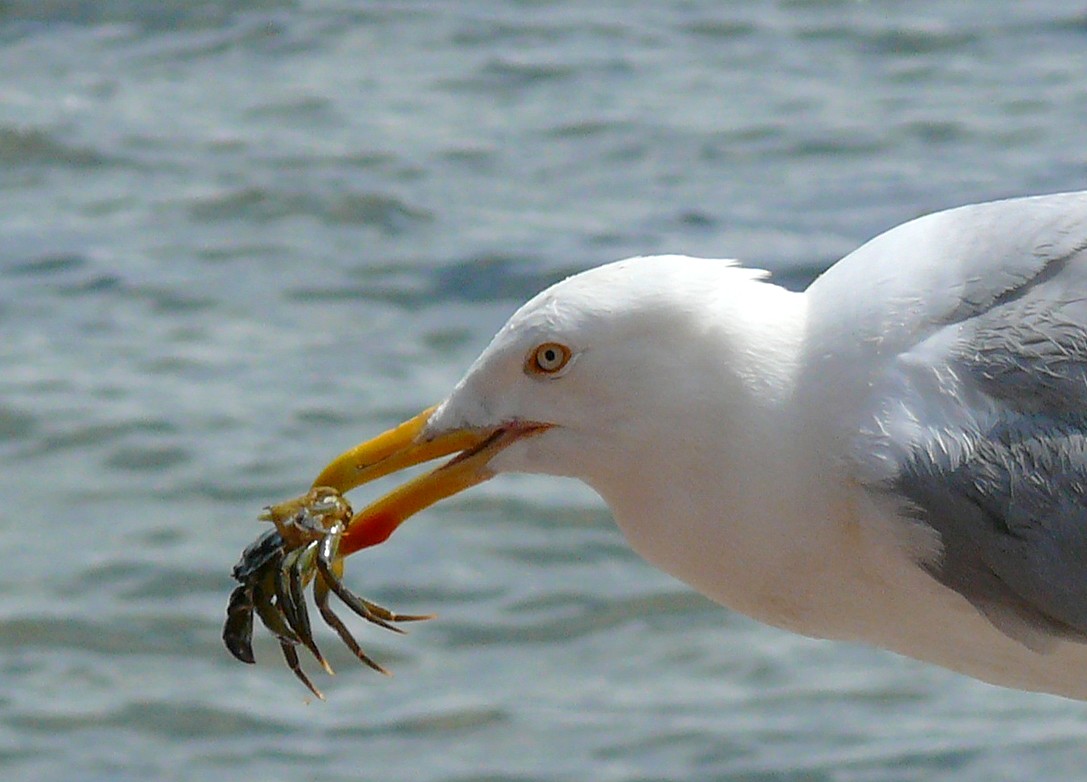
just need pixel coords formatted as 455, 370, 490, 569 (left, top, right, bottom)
310, 406, 550, 557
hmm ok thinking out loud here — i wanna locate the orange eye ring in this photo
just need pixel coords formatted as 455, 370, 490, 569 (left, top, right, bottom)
526, 342, 572, 375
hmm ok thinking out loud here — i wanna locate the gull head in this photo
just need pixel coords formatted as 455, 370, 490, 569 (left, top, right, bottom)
309, 255, 790, 556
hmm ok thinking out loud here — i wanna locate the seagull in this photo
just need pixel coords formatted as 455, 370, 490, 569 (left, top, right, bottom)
281, 192, 1087, 699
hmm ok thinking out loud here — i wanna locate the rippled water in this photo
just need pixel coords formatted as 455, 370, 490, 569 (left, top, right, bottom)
3, 2, 1087, 780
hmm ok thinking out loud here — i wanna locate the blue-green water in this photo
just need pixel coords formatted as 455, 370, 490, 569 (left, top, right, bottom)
3, 2, 1087, 780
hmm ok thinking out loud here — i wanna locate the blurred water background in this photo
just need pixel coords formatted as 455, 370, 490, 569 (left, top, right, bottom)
3, 1, 1087, 780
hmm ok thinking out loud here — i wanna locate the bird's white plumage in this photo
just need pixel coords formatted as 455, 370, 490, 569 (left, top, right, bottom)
426, 192, 1087, 699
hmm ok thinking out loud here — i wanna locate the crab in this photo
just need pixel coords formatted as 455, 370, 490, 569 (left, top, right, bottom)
222, 487, 432, 699
223, 403, 547, 697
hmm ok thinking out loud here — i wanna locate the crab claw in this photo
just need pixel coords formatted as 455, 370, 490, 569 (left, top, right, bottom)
223, 584, 257, 664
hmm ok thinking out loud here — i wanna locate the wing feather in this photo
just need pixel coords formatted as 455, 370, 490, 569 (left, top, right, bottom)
817, 192, 1087, 647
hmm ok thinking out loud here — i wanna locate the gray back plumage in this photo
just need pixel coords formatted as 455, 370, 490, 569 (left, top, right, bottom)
820, 192, 1087, 649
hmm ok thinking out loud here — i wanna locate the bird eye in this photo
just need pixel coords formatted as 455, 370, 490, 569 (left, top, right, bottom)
527, 342, 572, 376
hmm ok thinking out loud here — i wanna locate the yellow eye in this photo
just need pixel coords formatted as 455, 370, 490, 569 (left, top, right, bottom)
527, 342, 572, 375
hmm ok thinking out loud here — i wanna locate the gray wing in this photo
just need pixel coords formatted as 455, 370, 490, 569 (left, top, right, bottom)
892, 416, 1087, 649
846, 193, 1087, 650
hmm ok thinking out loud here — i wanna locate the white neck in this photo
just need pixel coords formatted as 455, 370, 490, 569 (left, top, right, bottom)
582, 281, 868, 634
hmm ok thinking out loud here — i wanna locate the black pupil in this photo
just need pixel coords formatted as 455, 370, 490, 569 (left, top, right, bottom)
543, 348, 557, 365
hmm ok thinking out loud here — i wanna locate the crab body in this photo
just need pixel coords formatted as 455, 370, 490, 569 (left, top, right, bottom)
222, 488, 431, 698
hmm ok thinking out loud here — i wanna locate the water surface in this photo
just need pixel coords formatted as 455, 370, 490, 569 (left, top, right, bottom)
3, 2, 1087, 780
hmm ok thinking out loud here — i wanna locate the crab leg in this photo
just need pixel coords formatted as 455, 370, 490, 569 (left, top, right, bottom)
251, 578, 301, 646
279, 639, 324, 700
276, 544, 332, 674
252, 570, 326, 698
315, 524, 433, 632
273, 554, 306, 640
313, 567, 389, 675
